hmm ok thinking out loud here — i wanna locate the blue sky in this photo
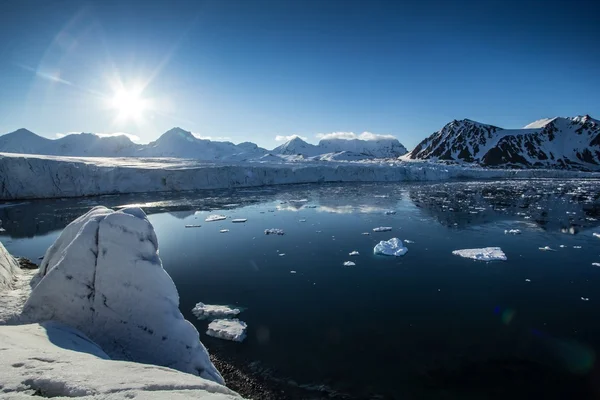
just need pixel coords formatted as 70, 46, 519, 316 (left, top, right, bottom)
0, 0, 598, 149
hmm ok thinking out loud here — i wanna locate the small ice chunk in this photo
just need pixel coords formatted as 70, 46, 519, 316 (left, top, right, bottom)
539, 246, 556, 252
592, 263, 600, 267
279, 253, 286, 256
373, 227, 392, 232
404, 239, 414, 243
559, 245, 567, 248
349, 251, 360, 256
362, 232, 370, 235
232, 218, 247, 223
290, 270, 296, 274
374, 238, 408, 257
343, 261, 356, 266
593, 233, 600, 239
504, 229, 521, 235
185, 224, 201, 228
573, 246, 582, 249
299, 219, 307, 222
205, 214, 226, 222
581, 297, 590, 302
452, 247, 507, 261
191, 302, 240, 320
525, 279, 531, 282
385, 210, 396, 215
219, 229, 229, 233
265, 229, 285, 235
206, 319, 247, 342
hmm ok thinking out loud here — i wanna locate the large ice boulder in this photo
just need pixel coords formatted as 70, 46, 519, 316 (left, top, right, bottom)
0, 240, 19, 290
24, 206, 224, 384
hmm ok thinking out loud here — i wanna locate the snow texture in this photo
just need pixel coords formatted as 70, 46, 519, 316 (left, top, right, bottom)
373, 226, 393, 232
22, 206, 224, 384
452, 247, 507, 261
265, 228, 285, 235
0, 322, 240, 399
206, 319, 247, 342
1, 152, 598, 200
0, 240, 19, 290
206, 214, 226, 222
374, 238, 408, 257
192, 303, 241, 320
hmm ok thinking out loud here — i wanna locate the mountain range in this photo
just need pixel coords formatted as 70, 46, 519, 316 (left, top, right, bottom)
1, 115, 598, 169
405, 115, 600, 170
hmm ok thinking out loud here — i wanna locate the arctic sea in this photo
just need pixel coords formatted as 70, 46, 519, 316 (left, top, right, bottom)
2, 180, 600, 399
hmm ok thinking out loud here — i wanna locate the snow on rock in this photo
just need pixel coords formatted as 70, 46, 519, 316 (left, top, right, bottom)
206, 319, 247, 342
374, 238, 408, 257
504, 229, 521, 234
349, 251, 360, 256
206, 214, 226, 222
373, 226, 393, 232
23, 206, 224, 384
343, 261, 356, 266
192, 303, 241, 320
265, 228, 285, 235
452, 247, 507, 261
0, 322, 240, 399
0, 240, 19, 290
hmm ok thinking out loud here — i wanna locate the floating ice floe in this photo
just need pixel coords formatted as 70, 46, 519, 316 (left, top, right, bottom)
299, 219, 307, 222
592, 263, 600, 267
349, 251, 359, 256
361, 232, 370, 235
581, 297, 590, 302
385, 210, 396, 215
525, 279, 531, 282
265, 228, 285, 235
593, 233, 600, 239
205, 215, 226, 222
373, 227, 392, 232
206, 319, 247, 342
452, 247, 507, 261
278, 253, 286, 256
191, 303, 240, 320
559, 245, 567, 248
374, 238, 408, 257
185, 224, 201, 228
219, 229, 229, 233
290, 270, 296, 274
573, 246, 582, 249
404, 239, 414, 243
343, 261, 356, 266
231, 219, 247, 223
539, 246, 556, 251
504, 229, 521, 235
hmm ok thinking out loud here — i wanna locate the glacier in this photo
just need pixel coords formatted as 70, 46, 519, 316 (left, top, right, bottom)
2, 152, 599, 200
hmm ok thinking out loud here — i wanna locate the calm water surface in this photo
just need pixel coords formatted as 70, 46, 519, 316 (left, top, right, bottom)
2, 180, 600, 399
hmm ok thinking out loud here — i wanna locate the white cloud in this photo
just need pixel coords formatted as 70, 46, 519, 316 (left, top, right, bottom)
191, 133, 232, 142
55, 132, 141, 142
315, 131, 397, 141
275, 134, 308, 142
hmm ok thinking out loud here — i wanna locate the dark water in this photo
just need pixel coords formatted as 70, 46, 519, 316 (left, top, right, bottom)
2, 180, 600, 399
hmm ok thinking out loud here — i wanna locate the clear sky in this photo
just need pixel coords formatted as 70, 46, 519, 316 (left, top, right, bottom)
0, 0, 598, 149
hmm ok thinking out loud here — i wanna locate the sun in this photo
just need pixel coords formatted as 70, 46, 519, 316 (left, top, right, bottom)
110, 87, 148, 121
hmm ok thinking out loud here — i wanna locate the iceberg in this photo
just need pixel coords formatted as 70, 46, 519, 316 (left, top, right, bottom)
231, 218, 247, 223
373, 226, 393, 232
0, 240, 19, 291
594, 233, 600, 239
220, 229, 229, 233
23, 206, 224, 384
349, 251, 359, 256
265, 228, 285, 235
343, 261, 356, 266
452, 247, 507, 261
374, 238, 408, 257
205, 214, 226, 222
192, 302, 241, 320
504, 229, 521, 234
206, 319, 247, 342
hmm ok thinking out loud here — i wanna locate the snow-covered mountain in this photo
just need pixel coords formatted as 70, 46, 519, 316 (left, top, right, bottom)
406, 115, 600, 170
272, 135, 407, 159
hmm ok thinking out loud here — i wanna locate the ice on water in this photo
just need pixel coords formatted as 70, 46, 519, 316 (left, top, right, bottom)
191, 302, 240, 320
205, 214, 227, 222
343, 261, 356, 266
265, 228, 285, 235
206, 319, 247, 342
373, 226, 393, 232
452, 247, 507, 261
374, 238, 408, 257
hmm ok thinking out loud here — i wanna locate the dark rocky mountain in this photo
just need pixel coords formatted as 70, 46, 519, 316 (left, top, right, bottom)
406, 115, 600, 170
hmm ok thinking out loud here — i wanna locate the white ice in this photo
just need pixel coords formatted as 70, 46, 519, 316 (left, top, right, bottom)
373, 226, 393, 232
22, 206, 224, 384
504, 229, 521, 234
220, 229, 229, 233
592, 263, 600, 267
349, 251, 359, 256
594, 233, 600, 239
192, 303, 241, 320
374, 238, 408, 257
265, 228, 285, 235
206, 319, 247, 342
231, 218, 247, 223
205, 215, 227, 222
343, 261, 356, 266
452, 247, 507, 261
186, 224, 202, 228
539, 246, 556, 251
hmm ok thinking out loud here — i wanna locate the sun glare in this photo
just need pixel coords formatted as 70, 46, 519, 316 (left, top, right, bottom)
110, 87, 148, 121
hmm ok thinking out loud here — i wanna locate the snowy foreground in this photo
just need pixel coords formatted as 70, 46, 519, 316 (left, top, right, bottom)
0, 207, 242, 399
1, 152, 599, 200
